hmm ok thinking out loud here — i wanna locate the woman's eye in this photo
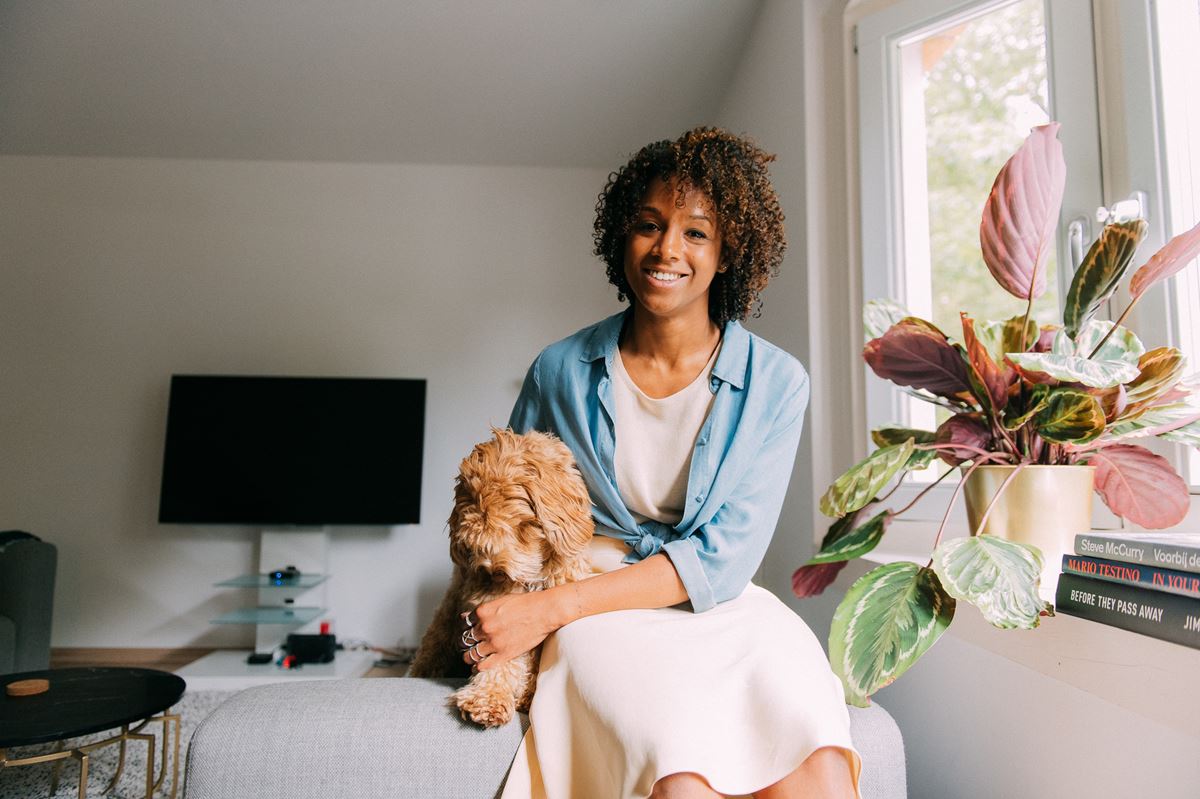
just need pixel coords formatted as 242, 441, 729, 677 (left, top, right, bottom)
687, 229, 708, 240
635, 221, 659, 233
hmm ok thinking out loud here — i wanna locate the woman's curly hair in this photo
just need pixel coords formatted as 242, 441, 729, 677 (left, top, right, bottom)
593, 127, 786, 325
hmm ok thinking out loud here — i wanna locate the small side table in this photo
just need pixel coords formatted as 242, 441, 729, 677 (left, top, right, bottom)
0, 667, 186, 799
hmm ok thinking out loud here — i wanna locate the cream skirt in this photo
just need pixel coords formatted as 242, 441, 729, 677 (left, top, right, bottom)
500, 537, 862, 799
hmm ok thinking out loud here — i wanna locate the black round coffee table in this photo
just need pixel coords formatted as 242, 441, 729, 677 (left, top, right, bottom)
0, 667, 187, 799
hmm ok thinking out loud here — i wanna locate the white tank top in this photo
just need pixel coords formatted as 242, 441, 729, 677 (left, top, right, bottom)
611, 342, 720, 526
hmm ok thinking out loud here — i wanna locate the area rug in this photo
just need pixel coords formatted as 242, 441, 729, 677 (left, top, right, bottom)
0, 689, 238, 798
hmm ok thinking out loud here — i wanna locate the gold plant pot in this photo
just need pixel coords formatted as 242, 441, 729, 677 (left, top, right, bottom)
962, 464, 1095, 602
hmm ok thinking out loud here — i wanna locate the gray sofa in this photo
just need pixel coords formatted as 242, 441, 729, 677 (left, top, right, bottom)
184, 678, 905, 798
0, 531, 57, 675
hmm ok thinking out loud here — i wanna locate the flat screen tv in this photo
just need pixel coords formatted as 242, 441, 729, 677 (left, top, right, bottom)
158, 375, 425, 525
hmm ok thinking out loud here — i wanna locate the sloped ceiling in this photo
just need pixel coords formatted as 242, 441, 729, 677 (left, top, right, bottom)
0, 0, 763, 167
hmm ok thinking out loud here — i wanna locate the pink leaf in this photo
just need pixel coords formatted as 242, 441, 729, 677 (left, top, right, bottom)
1129, 219, 1200, 299
934, 414, 992, 466
792, 561, 848, 598
962, 314, 1015, 411
863, 319, 971, 399
1034, 325, 1058, 353
1087, 444, 1189, 528
980, 124, 1067, 300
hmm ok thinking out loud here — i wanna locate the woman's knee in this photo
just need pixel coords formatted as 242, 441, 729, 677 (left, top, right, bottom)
754, 747, 856, 799
649, 771, 723, 799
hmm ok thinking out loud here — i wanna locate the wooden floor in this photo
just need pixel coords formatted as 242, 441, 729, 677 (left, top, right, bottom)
50, 648, 410, 677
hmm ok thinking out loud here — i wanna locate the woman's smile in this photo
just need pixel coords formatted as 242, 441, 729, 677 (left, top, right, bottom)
646, 269, 684, 285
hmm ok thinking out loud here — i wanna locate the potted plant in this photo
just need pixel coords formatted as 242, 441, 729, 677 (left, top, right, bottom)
795, 123, 1200, 707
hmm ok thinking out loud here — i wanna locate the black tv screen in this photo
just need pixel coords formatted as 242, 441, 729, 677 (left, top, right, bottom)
158, 375, 425, 525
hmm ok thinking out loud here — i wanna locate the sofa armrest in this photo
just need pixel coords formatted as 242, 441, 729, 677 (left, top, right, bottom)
848, 703, 907, 799
184, 678, 526, 799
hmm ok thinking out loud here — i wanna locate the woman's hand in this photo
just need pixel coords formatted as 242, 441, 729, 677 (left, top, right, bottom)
460, 588, 571, 671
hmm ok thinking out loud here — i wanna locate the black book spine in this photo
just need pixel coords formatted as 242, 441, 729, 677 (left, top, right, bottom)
1055, 573, 1200, 650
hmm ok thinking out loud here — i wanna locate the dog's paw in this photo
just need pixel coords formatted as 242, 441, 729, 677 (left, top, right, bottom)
455, 683, 517, 728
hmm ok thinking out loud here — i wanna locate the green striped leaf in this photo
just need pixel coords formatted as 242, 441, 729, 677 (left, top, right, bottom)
1008, 322, 1142, 388
1006, 352, 1139, 388
1105, 403, 1200, 442
871, 427, 938, 469
1064, 320, 1145, 365
1002, 385, 1050, 430
864, 298, 910, 342
820, 440, 915, 518
1034, 389, 1106, 444
830, 562, 954, 707
1124, 347, 1186, 408
975, 316, 1039, 361
1162, 421, 1200, 448
932, 535, 1051, 630
809, 510, 892, 564
1063, 220, 1148, 337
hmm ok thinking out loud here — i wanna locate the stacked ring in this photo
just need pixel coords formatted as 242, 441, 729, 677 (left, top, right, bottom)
467, 644, 484, 663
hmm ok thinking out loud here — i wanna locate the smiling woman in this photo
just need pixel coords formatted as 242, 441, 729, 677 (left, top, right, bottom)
459, 128, 861, 799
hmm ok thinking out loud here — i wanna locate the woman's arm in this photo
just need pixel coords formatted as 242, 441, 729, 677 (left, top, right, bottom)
468, 553, 686, 671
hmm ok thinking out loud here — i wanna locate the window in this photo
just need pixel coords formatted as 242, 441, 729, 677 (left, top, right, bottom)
856, 0, 1101, 515
856, 0, 1200, 518
1154, 0, 1200, 486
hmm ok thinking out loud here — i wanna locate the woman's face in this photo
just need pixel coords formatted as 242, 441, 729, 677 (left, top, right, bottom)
623, 177, 722, 324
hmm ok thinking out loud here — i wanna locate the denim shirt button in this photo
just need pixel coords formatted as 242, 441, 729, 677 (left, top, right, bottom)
697, 437, 707, 446
694, 493, 705, 503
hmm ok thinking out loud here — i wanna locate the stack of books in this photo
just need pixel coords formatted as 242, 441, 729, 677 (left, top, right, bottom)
1054, 531, 1200, 650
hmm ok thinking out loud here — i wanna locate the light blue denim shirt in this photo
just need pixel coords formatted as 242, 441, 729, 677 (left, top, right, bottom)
508, 309, 810, 612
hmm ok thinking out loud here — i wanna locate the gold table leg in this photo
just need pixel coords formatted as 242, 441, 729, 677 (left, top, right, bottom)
0, 707, 181, 798
73, 750, 89, 799
101, 729, 128, 793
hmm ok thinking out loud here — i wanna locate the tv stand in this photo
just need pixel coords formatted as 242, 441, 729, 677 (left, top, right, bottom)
176, 528, 375, 689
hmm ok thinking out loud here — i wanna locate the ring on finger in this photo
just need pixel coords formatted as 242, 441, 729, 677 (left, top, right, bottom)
463, 610, 479, 627
461, 627, 478, 648
467, 644, 484, 663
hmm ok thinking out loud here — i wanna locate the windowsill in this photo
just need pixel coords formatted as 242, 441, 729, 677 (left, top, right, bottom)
859, 521, 1200, 738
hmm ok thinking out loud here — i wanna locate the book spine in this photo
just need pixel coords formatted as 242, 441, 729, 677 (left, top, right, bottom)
1061, 554, 1200, 599
1073, 534, 1200, 574
1055, 573, 1200, 650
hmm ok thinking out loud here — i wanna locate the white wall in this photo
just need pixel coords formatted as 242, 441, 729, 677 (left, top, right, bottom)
716, 0, 819, 595
716, 1, 1200, 797
0, 154, 615, 649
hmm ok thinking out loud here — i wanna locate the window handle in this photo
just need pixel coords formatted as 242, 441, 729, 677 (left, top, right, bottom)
1068, 216, 1090, 272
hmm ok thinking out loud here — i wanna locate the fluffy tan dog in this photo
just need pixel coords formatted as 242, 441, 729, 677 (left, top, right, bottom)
409, 428, 593, 727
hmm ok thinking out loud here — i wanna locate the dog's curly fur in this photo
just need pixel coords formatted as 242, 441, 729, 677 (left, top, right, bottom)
408, 428, 594, 727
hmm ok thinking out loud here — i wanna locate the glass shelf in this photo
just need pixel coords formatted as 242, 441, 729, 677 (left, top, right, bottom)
214, 574, 329, 589
211, 606, 324, 625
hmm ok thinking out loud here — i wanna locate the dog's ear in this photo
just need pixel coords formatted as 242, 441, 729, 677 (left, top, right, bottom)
523, 438, 594, 557
526, 474, 593, 557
